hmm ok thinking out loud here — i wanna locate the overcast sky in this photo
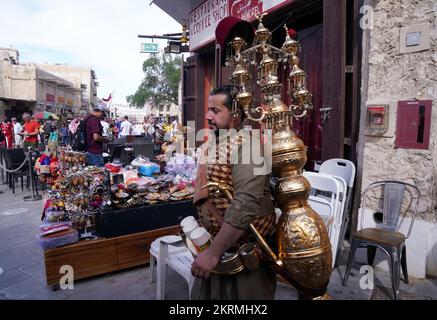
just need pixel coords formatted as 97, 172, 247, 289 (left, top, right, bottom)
0, 0, 182, 104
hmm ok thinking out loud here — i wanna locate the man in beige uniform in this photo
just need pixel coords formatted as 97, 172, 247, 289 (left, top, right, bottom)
191, 85, 276, 300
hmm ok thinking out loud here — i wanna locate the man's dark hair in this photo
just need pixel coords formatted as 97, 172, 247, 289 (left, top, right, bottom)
210, 85, 247, 121
210, 85, 234, 110
124, 116, 128, 120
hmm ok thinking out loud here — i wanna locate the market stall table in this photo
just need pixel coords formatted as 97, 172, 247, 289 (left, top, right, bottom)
43, 200, 197, 288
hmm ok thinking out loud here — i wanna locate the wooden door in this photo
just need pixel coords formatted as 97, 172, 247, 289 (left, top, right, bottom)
290, 24, 324, 170
182, 54, 206, 147
183, 54, 202, 128
321, 0, 347, 161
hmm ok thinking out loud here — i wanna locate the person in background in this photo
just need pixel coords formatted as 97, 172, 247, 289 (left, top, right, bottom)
51, 119, 58, 132
84, 105, 110, 167
60, 123, 69, 145
39, 120, 45, 145
112, 123, 119, 138
171, 119, 180, 140
43, 116, 54, 144
131, 122, 143, 136
22, 113, 40, 151
108, 122, 115, 140
147, 119, 155, 141
143, 116, 149, 138
101, 117, 110, 137
115, 116, 122, 138
69, 109, 87, 145
0, 115, 14, 149
11, 117, 23, 148
119, 115, 133, 137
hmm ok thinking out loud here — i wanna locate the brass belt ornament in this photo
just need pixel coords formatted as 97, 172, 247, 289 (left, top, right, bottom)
181, 182, 263, 275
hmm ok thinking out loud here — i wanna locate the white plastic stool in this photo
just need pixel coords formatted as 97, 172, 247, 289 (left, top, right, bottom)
148, 235, 187, 287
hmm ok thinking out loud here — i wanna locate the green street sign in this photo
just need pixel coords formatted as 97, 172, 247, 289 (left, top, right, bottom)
141, 43, 159, 53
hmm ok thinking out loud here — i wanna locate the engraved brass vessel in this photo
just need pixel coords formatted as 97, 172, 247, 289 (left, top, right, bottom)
225, 14, 332, 300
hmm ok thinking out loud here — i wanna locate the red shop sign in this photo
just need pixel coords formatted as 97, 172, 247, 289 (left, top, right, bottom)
230, 0, 263, 21
46, 94, 55, 102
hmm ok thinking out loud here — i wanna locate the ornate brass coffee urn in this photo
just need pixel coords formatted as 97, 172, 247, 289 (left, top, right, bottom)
226, 14, 332, 300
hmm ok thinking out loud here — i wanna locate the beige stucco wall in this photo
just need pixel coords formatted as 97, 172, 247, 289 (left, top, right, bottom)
36, 64, 97, 110
360, 0, 437, 277
0, 61, 37, 102
362, 0, 436, 222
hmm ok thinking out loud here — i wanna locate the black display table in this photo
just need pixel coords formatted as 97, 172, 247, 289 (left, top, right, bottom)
96, 200, 197, 238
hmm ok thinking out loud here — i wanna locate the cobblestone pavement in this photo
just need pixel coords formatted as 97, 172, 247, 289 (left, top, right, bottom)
0, 184, 436, 300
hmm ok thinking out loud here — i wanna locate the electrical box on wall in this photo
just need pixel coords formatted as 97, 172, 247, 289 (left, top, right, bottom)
400, 23, 431, 54
365, 104, 389, 136
395, 100, 432, 150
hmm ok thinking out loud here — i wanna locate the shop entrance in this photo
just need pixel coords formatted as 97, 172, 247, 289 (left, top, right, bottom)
268, 0, 362, 167
182, 0, 362, 164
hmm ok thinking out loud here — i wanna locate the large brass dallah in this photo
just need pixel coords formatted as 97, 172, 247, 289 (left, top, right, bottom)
226, 14, 333, 300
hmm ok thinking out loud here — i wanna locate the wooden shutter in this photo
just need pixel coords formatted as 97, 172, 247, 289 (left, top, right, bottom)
182, 55, 200, 127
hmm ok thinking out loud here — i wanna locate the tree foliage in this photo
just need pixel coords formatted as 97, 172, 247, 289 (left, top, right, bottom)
127, 53, 181, 109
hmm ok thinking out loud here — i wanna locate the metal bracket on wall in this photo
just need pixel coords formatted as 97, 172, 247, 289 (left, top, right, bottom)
320, 107, 333, 125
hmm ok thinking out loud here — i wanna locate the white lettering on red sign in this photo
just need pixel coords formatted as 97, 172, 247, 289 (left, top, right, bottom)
189, 0, 291, 51
230, 0, 263, 21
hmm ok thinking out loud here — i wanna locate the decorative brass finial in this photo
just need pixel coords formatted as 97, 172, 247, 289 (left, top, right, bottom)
256, 12, 268, 22
283, 24, 289, 35
282, 24, 300, 56
254, 13, 271, 44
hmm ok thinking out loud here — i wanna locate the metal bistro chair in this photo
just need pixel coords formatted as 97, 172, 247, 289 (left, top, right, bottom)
343, 181, 421, 300
2, 148, 30, 194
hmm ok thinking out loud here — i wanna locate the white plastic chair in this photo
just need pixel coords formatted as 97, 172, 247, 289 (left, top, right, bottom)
319, 158, 356, 265
319, 158, 356, 213
308, 195, 334, 233
149, 235, 192, 298
153, 236, 195, 300
303, 171, 344, 266
149, 235, 187, 286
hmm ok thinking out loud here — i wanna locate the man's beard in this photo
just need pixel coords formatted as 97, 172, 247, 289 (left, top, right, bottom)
208, 121, 219, 136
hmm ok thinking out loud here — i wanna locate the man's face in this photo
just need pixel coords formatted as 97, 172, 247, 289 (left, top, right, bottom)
206, 94, 236, 135
23, 115, 30, 122
96, 111, 105, 120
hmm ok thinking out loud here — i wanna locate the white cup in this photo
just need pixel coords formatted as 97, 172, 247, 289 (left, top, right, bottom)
190, 227, 212, 252
180, 216, 196, 228
182, 220, 199, 238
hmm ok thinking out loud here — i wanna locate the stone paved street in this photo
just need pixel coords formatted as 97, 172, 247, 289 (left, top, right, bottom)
0, 184, 436, 300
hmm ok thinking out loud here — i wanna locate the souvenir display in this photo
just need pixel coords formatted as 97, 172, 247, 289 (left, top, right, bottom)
106, 153, 196, 209
38, 166, 108, 248
59, 148, 87, 169
34, 153, 60, 186
37, 148, 198, 248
